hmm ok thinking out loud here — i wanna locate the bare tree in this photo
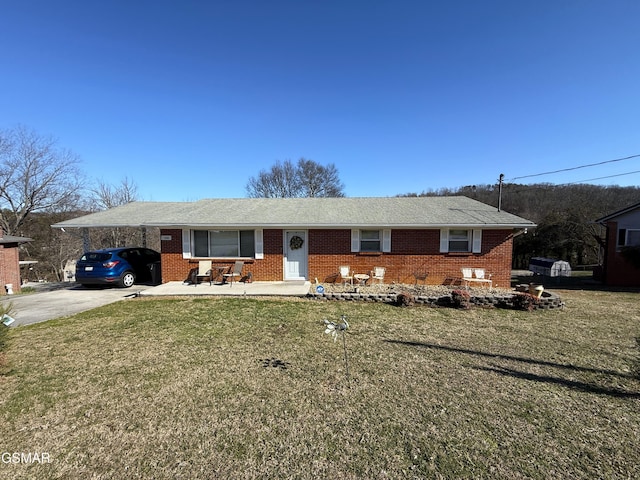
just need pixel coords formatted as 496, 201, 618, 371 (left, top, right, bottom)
21, 211, 85, 282
296, 158, 345, 197
0, 125, 83, 235
246, 160, 299, 198
91, 177, 143, 248
246, 158, 345, 198
92, 177, 139, 210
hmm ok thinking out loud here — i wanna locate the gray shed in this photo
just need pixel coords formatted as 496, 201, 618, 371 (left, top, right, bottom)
528, 257, 572, 277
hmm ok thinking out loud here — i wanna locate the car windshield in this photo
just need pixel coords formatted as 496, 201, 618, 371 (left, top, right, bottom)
81, 252, 112, 262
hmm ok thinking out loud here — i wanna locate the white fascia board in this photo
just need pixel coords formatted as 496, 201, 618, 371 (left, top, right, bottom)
152, 223, 537, 229
51, 223, 144, 228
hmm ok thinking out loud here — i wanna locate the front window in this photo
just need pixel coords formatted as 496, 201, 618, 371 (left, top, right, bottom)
449, 229, 471, 252
193, 230, 255, 257
360, 230, 381, 252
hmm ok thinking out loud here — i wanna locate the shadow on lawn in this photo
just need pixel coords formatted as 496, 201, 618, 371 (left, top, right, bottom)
385, 340, 640, 399
476, 365, 639, 399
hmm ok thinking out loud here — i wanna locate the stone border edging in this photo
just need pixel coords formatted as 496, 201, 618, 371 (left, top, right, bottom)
307, 290, 564, 310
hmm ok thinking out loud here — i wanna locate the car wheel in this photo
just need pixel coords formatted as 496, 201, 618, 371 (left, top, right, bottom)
119, 271, 135, 288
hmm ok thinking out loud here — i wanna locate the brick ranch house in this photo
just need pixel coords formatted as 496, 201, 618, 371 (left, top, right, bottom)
596, 200, 640, 287
53, 196, 535, 288
0, 229, 32, 295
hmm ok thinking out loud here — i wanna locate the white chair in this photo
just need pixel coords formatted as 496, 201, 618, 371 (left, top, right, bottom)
371, 266, 386, 284
339, 266, 353, 286
461, 268, 473, 280
460, 267, 492, 288
473, 269, 492, 288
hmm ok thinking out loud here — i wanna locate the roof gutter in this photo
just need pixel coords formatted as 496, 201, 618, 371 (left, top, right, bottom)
147, 222, 538, 229
53, 222, 537, 229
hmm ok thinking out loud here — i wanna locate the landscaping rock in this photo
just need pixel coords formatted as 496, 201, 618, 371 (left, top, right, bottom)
307, 282, 564, 310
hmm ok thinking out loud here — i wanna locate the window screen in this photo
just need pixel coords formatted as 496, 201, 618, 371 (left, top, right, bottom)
449, 229, 470, 252
360, 230, 381, 251
193, 230, 255, 257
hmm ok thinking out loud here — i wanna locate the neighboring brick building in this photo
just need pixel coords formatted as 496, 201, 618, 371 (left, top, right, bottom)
53, 197, 535, 288
596, 201, 640, 287
0, 229, 32, 295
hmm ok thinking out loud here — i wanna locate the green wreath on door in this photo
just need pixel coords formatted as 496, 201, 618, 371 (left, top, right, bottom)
289, 235, 304, 250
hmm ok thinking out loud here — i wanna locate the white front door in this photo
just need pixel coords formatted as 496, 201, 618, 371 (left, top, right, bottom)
284, 230, 307, 280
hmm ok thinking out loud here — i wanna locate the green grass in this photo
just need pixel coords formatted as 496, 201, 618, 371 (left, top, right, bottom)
1, 290, 639, 479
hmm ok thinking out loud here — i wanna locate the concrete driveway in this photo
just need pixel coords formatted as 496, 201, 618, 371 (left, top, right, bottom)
1, 282, 154, 327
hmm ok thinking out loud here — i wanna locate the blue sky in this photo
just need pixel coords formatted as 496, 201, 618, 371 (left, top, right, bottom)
2, 0, 639, 201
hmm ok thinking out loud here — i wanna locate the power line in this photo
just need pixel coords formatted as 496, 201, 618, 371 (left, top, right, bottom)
493, 170, 640, 200
508, 153, 640, 181
560, 169, 640, 185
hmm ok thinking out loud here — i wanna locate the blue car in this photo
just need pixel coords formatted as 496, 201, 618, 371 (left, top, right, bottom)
75, 247, 161, 288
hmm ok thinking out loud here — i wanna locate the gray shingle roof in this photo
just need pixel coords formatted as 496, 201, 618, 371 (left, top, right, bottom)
52, 196, 536, 229
0, 234, 32, 244
595, 201, 640, 224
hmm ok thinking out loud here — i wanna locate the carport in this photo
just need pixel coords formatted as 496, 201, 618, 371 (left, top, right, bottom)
52, 203, 165, 283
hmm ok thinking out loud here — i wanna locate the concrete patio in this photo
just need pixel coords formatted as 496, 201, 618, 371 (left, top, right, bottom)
139, 280, 312, 297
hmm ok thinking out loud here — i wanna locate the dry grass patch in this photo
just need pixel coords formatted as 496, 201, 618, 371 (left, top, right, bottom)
0, 291, 639, 479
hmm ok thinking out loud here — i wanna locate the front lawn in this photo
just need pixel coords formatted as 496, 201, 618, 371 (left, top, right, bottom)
1, 290, 639, 479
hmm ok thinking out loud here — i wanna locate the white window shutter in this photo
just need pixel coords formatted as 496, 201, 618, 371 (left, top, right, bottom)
382, 229, 391, 252
254, 229, 264, 259
439, 229, 449, 253
351, 229, 360, 252
472, 229, 482, 253
182, 229, 191, 259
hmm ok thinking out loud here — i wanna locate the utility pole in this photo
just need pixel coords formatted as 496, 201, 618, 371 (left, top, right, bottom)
498, 173, 504, 211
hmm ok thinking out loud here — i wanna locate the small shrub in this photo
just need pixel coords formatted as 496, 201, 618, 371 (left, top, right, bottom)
511, 292, 539, 311
451, 289, 471, 309
396, 292, 415, 307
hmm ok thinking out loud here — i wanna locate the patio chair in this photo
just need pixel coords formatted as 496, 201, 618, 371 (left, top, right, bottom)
223, 261, 244, 287
460, 267, 492, 288
339, 266, 353, 286
195, 260, 212, 286
371, 266, 386, 284
460, 268, 474, 289
473, 268, 492, 288
461, 268, 473, 281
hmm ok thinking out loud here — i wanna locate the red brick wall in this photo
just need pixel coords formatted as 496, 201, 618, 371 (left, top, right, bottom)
0, 245, 22, 295
603, 221, 640, 286
262, 229, 284, 280
159, 228, 515, 288
159, 229, 284, 283
308, 229, 513, 288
